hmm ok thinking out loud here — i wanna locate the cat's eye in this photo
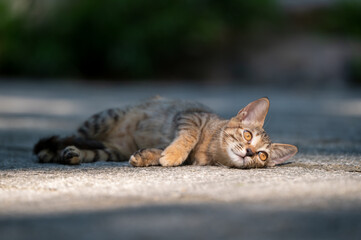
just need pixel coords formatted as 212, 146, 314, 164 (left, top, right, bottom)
258, 151, 268, 161
243, 130, 252, 141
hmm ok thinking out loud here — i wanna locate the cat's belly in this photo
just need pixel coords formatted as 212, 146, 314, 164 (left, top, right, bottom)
133, 118, 174, 149
105, 110, 174, 155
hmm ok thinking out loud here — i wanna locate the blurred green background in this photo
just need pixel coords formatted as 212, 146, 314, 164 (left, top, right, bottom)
0, 0, 360, 85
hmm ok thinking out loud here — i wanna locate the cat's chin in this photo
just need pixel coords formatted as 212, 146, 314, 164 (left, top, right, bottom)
227, 148, 248, 168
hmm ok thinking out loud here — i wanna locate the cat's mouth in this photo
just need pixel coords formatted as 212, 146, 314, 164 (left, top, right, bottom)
231, 149, 246, 160
227, 148, 253, 168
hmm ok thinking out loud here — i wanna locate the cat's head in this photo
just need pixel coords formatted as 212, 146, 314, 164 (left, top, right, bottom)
219, 98, 297, 169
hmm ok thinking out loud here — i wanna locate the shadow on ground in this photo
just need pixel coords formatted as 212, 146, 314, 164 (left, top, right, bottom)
2, 204, 361, 240
1, 81, 361, 239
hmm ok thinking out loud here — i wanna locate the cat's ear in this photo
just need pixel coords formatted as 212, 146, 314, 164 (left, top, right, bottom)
267, 143, 298, 167
237, 98, 270, 127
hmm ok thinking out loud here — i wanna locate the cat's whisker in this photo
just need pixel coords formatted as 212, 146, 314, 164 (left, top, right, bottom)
215, 160, 229, 168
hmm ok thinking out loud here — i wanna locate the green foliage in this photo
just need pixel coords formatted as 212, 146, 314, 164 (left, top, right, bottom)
0, 0, 278, 78
318, 0, 361, 39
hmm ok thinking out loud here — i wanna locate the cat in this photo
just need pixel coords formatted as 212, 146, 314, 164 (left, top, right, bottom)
33, 96, 298, 169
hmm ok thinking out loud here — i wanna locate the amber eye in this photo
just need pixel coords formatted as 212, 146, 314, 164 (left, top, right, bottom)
243, 130, 252, 141
258, 151, 268, 161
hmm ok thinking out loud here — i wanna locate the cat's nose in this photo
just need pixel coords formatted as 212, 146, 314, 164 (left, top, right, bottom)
246, 148, 254, 157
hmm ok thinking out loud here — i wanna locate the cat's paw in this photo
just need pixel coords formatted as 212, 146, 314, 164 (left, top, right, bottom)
61, 146, 81, 165
159, 148, 187, 167
38, 149, 55, 163
129, 150, 145, 167
129, 148, 161, 167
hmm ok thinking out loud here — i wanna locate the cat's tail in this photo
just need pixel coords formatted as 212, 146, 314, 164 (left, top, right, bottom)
33, 135, 117, 164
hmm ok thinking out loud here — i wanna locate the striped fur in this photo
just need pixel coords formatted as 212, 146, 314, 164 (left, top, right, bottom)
34, 97, 298, 168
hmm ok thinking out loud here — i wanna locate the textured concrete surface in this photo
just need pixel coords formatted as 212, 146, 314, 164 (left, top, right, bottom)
0, 81, 361, 239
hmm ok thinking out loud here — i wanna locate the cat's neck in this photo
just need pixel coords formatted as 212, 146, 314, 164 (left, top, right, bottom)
188, 114, 227, 165
204, 118, 229, 165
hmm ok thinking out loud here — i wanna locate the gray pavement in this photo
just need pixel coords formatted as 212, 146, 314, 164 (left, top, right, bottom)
0, 80, 361, 239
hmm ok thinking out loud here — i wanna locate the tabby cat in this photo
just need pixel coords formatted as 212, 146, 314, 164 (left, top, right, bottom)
33, 97, 297, 168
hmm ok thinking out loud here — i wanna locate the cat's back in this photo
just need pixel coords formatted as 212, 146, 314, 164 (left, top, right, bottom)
102, 96, 213, 152
136, 96, 212, 117
131, 96, 213, 134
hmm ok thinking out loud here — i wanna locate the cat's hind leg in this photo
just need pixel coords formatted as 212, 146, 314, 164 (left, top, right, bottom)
34, 136, 128, 165
60, 146, 127, 165
37, 148, 60, 163
61, 146, 81, 164
129, 148, 162, 167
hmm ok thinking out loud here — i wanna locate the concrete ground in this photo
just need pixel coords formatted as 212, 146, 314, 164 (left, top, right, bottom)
0, 80, 361, 239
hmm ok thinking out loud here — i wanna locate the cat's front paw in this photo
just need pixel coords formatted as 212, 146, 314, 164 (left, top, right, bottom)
129, 148, 162, 167
129, 150, 145, 167
61, 146, 81, 165
159, 148, 187, 167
